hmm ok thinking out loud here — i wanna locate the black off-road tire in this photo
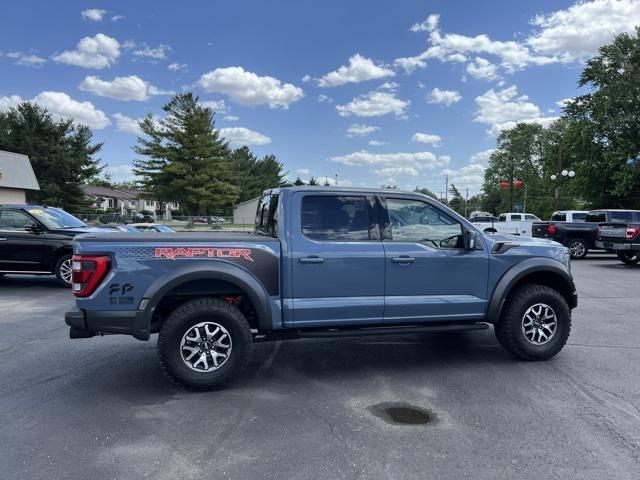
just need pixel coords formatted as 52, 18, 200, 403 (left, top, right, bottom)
617, 251, 640, 265
494, 284, 571, 361
54, 254, 73, 287
157, 297, 253, 391
566, 238, 588, 259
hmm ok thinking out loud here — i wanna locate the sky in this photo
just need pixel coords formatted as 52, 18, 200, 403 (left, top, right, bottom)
2, 0, 640, 196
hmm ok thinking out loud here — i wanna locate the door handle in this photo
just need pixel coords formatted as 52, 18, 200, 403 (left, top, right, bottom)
391, 256, 415, 264
299, 255, 325, 264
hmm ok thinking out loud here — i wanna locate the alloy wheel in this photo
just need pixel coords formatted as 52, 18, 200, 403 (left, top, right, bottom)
522, 303, 558, 345
180, 321, 232, 372
59, 258, 73, 284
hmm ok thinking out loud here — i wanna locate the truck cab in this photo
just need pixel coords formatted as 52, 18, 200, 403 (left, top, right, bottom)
65, 187, 577, 390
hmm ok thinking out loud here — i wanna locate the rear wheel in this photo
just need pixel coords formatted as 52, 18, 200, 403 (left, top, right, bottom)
54, 254, 73, 287
157, 297, 253, 391
617, 251, 640, 265
495, 284, 571, 360
566, 238, 588, 259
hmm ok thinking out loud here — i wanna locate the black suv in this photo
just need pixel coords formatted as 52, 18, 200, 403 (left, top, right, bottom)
0, 205, 109, 286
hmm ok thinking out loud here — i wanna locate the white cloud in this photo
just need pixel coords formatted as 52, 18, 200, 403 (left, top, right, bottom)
53, 33, 120, 69
317, 94, 333, 103
474, 85, 557, 135
111, 15, 124, 22
223, 115, 239, 121
330, 150, 447, 170
200, 100, 227, 113
168, 62, 187, 71
0, 95, 23, 111
466, 57, 499, 81
469, 149, 496, 167
346, 123, 379, 137
427, 88, 461, 105
113, 113, 143, 135
318, 54, 394, 87
556, 97, 572, 108
81, 9, 106, 22
399, 1, 640, 79
368, 140, 388, 146
103, 165, 137, 183
302, 74, 312, 82
527, 0, 640, 61
336, 91, 409, 117
132, 44, 171, 60
219, 127, 271, 146
412, 132, 442, 146
374, 167, 419, 177
442, 162, 486, 192
296, 168, 311, 175
79, 75, 171, 101
5, 51, 46, 67
199, 67, 304, 109
33, 91, 110, 129
411, 14, 440, 33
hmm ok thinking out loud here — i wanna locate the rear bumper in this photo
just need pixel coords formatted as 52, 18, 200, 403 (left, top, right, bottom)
595, 240, 639, 251
65, 307, 149, 341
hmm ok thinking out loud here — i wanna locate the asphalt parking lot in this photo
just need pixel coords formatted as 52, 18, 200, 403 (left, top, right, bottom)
1, 255, 639, 480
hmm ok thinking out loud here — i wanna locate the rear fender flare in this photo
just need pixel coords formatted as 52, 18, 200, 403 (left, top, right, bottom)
486, 258, 575, 323
133, 262, 273, 334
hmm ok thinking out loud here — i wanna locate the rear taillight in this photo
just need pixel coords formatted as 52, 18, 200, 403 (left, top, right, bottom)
547, 224, 557, 234
626, 226, 640, 240
72, 255, 110, 298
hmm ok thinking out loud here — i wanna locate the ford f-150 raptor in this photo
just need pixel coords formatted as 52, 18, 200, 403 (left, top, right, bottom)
65, 187, 577, 390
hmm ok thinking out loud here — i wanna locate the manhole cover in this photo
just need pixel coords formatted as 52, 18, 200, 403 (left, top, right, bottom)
368, 402, 436, 426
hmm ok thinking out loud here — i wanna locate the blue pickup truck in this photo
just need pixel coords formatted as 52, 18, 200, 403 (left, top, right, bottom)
65, 186, 577, 390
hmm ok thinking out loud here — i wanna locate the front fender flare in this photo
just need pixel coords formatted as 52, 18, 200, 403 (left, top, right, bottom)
133, 262, 274, 335
486, 258, 576, 323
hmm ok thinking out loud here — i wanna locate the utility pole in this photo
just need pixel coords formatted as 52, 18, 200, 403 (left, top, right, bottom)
335, 173, 338, 186
523, 184, 528, 213
465, 187, 469, 218
445, 174, 449, 203
555, 141, 562, 211
509, 157, 514, 212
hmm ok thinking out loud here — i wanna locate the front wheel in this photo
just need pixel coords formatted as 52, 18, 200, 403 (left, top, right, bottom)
566, 238, 588, 259
495, 284, 571, 360
157, 297, 253, 391
54, 254, 73, 287
617, 251, 640, 265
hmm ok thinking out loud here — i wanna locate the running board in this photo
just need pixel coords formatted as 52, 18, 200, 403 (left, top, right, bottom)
254, 322, 490, 342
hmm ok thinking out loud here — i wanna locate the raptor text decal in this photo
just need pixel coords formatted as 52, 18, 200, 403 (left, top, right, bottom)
154, 247, 254, 262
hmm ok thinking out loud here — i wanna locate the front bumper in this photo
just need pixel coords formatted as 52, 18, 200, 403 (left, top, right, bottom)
595, 240, 639, 251
65, 307, 149, 341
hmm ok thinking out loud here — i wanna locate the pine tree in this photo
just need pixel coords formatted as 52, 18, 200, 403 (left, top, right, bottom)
133, 92, 239, 215
0, 102, 102, 211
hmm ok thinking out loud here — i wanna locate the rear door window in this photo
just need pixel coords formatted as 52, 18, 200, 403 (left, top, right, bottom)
585, 212, 606, 223
301, 195, 371, 241
572, 213, 587, 222
255, 193, 279, 237
610, 211, 633, 222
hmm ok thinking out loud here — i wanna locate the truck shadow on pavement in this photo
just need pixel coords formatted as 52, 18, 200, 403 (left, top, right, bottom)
0, 274, 64, 289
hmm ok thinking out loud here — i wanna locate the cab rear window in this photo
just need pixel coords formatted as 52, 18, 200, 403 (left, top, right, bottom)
255, 194, 279, 237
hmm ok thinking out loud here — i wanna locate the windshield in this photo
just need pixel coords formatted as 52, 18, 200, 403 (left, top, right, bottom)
27, 208, 87, 229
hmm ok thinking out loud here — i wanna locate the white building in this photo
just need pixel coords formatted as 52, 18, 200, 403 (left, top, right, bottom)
233, 197, 260, 225
0, 150, 40, 203
83, 185, 180, 217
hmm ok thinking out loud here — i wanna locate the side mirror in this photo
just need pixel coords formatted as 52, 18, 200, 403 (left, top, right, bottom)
24, 222, 42, 233
465, 230, 480, 250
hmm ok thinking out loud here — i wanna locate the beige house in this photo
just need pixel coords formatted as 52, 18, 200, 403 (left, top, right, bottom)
0, 150, 40, 204
83, 185, 180, 218
233, 197, 260, 225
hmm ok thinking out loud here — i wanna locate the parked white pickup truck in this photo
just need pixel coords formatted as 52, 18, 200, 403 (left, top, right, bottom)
471, 212, 541, 236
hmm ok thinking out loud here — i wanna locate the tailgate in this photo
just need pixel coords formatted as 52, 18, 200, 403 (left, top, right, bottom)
532, 222, 550, 237
598, 223, 626, 239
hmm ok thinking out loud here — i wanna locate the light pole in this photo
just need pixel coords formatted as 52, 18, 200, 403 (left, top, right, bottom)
550, 169, 575, 210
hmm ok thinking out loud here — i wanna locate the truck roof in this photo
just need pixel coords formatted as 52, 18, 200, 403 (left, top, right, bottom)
268, 185, 424, 196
